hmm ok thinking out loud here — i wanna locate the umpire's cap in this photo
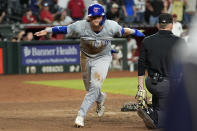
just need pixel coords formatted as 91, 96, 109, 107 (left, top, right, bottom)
159, 13, 173, 24
88, 3, 105, 17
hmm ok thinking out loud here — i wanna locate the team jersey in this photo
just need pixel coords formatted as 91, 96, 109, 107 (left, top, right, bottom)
67, 20, 123, 58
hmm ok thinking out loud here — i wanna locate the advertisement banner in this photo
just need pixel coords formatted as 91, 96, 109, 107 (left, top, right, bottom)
0, 48, 3, 74
21, 44, 80, 66
22, 64, 81, 74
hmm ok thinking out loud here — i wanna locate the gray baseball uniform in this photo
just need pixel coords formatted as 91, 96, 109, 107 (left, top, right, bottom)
52, 19, 123, 118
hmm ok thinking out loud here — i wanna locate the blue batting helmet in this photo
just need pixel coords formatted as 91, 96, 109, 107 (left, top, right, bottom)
88, 3, 105, 17
88, 3, 106, 26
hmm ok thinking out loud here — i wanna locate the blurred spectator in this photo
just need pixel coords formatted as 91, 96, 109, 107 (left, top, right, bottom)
15, 30, 26, 42
111, 44, 122, 70
42, 0, 62, 14
12, 30, 32, 42
162, 0, 170, 13
106, 0, 122, 12
24, 32, 34, 41
106, 3, 120, 22
127, 37, 138, 72
29, 0, 42, 20
163, 0, 173, 13
146, 0, 164, 26
11, 37, 18, 42
29, 0, 41, 10
134, 0, 146, 23
53, 13, 63, 25
122, 0, 136, 23
67, 0, 85, 21
183, 0, 196, 26
144, 0, 151, 23
171, 0, 184, 22
57, 0, 69, 9
98, 0, 107, 11
21, 9, 37, 24
109, 0, 123, 7
40, 2, 54, 23
53, 11, 73, 25
111, 53, 122, 70
29, 0, 42, 12
112, 0, 122, 5
172, 14, 183, 37
109, 0, 124, 19
0, 11, 6, 23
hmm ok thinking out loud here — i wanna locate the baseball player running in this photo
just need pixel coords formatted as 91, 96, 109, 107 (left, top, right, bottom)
35, 3, 144, 128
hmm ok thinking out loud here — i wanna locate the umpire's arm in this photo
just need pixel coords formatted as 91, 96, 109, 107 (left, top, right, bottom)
138, 39, 146, 90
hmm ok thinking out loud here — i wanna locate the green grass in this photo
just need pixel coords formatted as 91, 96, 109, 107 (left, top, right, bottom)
25, 77, 144, 96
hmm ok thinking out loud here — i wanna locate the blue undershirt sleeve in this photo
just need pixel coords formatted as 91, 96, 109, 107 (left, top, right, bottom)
52, 26, 67, 34
121, 28, 125, 36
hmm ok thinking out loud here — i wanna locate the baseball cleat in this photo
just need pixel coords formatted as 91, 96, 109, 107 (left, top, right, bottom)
137, 108, 156, 129
74, 115, 84, 127
96, 93, 106, 117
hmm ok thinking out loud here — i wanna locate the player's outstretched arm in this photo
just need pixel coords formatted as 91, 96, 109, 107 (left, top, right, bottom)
34, 26, 68, 37
34, 30, 48, 36
123, 28, 145, 37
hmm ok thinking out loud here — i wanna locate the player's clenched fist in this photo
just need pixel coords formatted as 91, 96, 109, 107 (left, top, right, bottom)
34, 30, 47, 36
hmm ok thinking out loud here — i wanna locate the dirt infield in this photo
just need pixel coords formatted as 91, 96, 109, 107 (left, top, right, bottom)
0, 71, 153, 131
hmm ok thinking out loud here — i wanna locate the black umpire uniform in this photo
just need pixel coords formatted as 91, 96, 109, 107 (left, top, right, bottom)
137, 13, 186, 129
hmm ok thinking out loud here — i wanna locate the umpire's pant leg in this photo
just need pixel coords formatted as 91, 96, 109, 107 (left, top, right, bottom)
145, 77, 170, 128
156, 79, 170, 111
145, 77, 159, 110
156, 79, 170, 128
145, 77, 170, 110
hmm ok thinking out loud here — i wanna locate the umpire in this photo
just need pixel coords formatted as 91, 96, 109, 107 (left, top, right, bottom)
137, 13, 185, 129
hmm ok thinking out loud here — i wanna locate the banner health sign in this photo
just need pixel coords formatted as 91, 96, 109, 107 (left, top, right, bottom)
21, 45, 80, 66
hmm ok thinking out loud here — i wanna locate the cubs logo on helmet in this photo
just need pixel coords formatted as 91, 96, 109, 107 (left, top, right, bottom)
93, 7, 99, 13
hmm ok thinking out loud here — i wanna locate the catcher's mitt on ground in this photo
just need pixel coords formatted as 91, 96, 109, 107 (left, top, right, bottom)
121, 102, 138, 112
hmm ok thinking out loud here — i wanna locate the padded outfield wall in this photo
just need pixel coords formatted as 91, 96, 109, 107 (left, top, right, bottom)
0, 38, 128, 74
